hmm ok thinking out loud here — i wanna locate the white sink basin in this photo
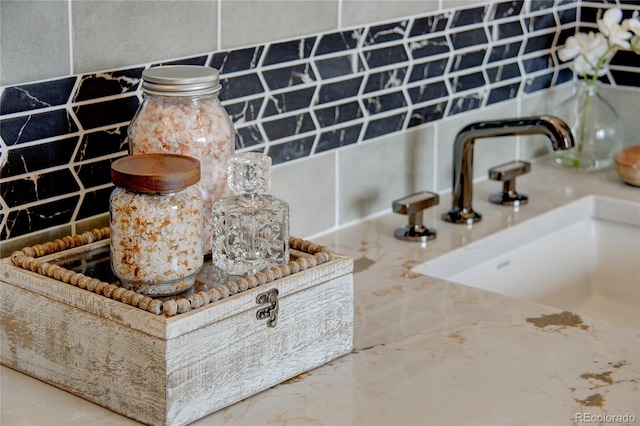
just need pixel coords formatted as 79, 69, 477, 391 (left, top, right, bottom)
413, 196, 640, 329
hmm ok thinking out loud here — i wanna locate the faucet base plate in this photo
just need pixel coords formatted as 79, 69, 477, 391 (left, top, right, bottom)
394, 225, 437, 242
441, 209, 482, 225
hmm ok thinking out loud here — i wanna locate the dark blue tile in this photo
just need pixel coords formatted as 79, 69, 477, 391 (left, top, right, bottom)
317, 76, 363, 104
75, 127, 128, 162
554, 68, 574, 86
76, 187, 112, 220
523, 72, 554, 93
2, 169, 80, 208
364, 21, 408, 46
315, 101, 363, 127
211, 47, 264, 74
315, 54, 365, 79
489, 1, 524, 19
75, 158, 118, 189
409, 101, 448, 127
408, 13, 450, 37
235, 125, 264, 149
219, 74, 265, 100
363, 113, 406, 140
0, 196, 80, 240
262, 87, 315, 118
408, 35, 450, 59
155, 55, 209, 67
1, 77, 76, 115
449, 71, 486, 93
486, 62, 521, 83
524, 13, 557, 32
1, 109, 79, 146
225, 98, 264, 123
409, 58, 449, 83
363, 44, 408, 69
610, 70, 640, 88
487, 82, 521, 105
578, 6, 599, 24
529, 0, 555, 11
490, 20, 523, 41
557, 7, 578, 25
451, 6, 487, 27
522, 54, 553, 73
262, 63, 316, 90
73, 96, 139, 131
450, 27, 488, 50
268, 136, 315, 165
74, 68, 143, 102
448, 93, 484, 115
316, 30, 363, 56
408, 80, 449, 104
316, 124, 362, 153
263, 38, 316, 66
449, 49, 487, 72
364, 91, 407, 115
610, 50, 640, 68
488, 41, 522, 62
1, 137, 78, 179
363, 67, 407, 93
262, 112, 315, 141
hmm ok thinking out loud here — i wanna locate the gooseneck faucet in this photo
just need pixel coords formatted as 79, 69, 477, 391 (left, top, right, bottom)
442, 116, 575, 224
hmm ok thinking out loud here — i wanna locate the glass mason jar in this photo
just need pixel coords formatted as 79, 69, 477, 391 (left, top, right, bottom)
110, 154, 204, 296
128, 65, 235, 254
549, 81, 624, 171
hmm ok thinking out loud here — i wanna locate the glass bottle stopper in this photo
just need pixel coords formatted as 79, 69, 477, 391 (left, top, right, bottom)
228, 152, 272, 195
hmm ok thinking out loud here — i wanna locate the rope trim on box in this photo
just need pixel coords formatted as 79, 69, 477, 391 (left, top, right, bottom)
10, 227, 333, 317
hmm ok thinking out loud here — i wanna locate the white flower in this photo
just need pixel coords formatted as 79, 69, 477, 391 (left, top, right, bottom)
627, 17, 640, 35
557, 7, 640, 80
597, 7, 632, 49
558, 32, 609, 75
624, 15, 640, 53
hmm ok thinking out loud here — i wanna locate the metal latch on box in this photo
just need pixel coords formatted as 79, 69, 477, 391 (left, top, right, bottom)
256, 289, 279, 328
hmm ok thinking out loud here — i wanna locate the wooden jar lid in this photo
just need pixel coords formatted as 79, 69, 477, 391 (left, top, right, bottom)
111, 154, 201, 194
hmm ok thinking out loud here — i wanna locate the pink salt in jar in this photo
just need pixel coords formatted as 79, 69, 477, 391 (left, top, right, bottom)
128, 65, 235, 255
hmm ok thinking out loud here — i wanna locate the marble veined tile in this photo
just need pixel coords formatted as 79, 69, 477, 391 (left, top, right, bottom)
210, 47, 264, 74
73, 69, 143, 102
0, 109, 78, 145
0, 77, 76, 115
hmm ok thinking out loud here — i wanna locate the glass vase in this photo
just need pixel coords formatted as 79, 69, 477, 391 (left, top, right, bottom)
549, 81, 624, 171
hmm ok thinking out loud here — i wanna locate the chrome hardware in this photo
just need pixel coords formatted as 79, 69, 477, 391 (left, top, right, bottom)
256, 288, 279, 328
392, 191, 439, 242
488, 160, 530, 206
442, 116, 574, 224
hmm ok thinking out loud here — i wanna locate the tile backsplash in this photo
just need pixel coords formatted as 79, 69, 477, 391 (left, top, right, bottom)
1, 0, 639, 253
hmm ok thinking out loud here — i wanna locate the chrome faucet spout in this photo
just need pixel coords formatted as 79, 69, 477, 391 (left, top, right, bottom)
442, 115, 574, 224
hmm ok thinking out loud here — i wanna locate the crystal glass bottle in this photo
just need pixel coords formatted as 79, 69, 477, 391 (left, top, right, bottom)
212, 152, 290, 277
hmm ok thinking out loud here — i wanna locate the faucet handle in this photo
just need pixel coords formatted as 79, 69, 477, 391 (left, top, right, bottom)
392, 191, 439, 242
488, 160, 530, 206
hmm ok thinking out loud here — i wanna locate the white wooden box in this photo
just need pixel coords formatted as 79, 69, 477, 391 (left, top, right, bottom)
0, 239, 353, 426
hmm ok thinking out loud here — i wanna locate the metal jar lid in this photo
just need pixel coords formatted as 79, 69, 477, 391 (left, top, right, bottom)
111, 154, 201, 194
141, 65, 221, 96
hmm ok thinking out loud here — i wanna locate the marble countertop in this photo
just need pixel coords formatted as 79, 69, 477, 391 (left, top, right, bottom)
2, 157, 639, 426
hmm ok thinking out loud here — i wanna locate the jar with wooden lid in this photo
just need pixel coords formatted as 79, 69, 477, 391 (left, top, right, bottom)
127, 65, 235, 255
109, 154, 203, 296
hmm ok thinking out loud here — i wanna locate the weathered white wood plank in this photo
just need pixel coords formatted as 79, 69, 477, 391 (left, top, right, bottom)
1, 284, 167, 425
165, 274, 354, 426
